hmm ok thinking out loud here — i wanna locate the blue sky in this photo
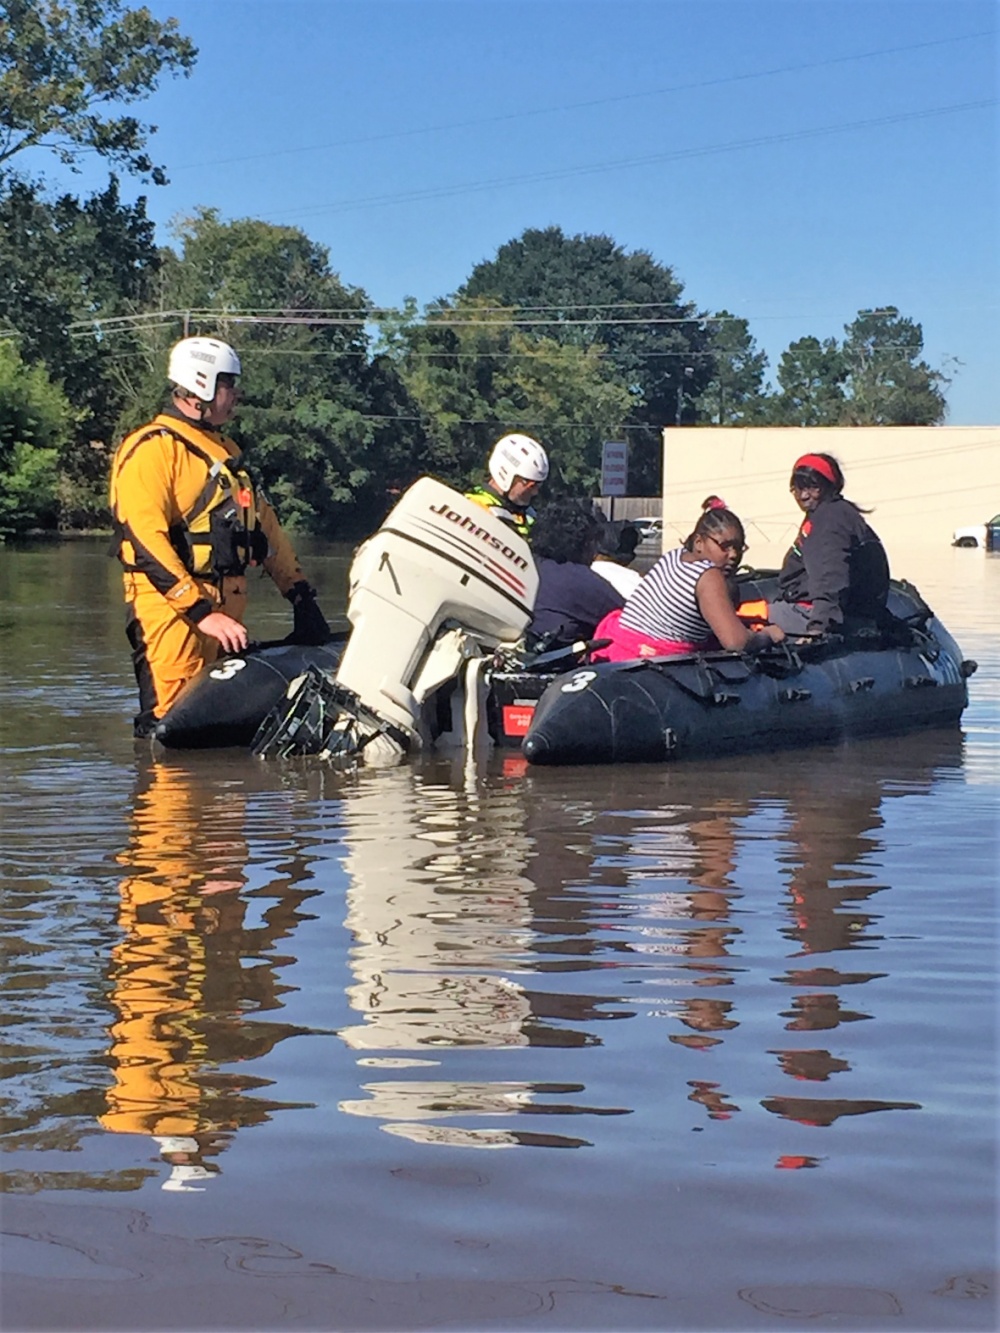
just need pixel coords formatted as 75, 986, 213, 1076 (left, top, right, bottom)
35, 0, 999, 422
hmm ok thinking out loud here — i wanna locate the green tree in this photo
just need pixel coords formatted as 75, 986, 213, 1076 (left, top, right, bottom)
0, 176, 162, 409
348, 297, 435, 515
0, 0, 196, 184
126, 209, 382, 536
458, 226, 711, 493
770, 335, 848, 425
696, 311, 770, 425
769, 308, 948, 426
0, 339, 78, 536
385, 296, 632, 496
841, 307, 947, 425
0, 174, 162, 522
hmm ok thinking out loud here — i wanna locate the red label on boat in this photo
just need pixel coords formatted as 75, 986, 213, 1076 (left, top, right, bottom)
502, 704, 535, 737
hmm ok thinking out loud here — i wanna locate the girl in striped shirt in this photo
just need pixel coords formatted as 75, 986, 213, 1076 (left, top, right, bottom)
593, 505, 785, 661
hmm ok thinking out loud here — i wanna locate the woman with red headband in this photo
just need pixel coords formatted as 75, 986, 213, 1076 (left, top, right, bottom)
768, 452, 889, 636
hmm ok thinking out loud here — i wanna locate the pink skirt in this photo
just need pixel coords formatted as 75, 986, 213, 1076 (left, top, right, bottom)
590, 608, 712, 662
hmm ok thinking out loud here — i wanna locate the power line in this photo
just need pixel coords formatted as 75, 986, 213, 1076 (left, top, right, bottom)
94, 345, 954, 371
175, 29, 995, 172
59, 301, 993, 322
663, 435, 1000, 501
55, 304, 954, 338
217, 413, 653, 431
62, 307, 712, 330
67, 334, 951, 370
740, 481, 999, 524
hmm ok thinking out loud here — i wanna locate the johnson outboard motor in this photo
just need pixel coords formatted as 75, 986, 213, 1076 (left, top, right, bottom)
254, 477, 539, 763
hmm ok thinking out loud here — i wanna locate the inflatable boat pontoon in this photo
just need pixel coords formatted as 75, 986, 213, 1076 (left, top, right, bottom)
152, 479, 976, 765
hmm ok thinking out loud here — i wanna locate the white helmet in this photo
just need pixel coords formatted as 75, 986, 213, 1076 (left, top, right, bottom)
489, 433, 549, 493
168, 336, 241, 401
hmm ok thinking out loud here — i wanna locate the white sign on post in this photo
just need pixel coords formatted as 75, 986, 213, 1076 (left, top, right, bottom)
601, 441, 629, 497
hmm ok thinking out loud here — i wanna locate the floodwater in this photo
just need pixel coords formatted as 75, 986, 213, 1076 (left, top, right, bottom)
0, 540, 996, 1332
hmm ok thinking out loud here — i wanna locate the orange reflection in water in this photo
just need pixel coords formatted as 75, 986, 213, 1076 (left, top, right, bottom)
98, 759, 318, 1190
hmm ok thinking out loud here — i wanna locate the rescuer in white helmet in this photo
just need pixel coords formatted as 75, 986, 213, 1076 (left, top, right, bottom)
465, 433, 550, 540
109, 335, 330, 737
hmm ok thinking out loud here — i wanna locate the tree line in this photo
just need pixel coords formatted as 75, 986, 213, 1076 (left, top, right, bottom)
0, 2, 950, 539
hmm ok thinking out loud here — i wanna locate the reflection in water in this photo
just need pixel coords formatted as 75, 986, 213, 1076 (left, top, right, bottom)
688, 1079, 739, 1121
777, 768, 889, 960
761, 1095, 921, 1126
98, 759, 321, 1190
337, 768, 534, 1053
342, 1080, 619, 1150
769, 1048, 851, 1082
779, 992, 870, 1031
634, 742, 959, 1132
331, 733, 963, 1154
336, 766, 631, 1146
1, 542, 994, 1317
1, 727, 965, 1184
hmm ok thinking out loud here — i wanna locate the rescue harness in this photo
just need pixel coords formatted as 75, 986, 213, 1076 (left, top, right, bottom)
111, 418, 268, 583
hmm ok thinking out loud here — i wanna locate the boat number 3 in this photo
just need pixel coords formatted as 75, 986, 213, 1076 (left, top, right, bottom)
561, 670, 596, 693
209, 658, 249, 681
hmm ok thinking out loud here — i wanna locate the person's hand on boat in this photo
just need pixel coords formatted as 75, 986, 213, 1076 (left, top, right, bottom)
745, 623, 787, 653
198, 611, 249, 654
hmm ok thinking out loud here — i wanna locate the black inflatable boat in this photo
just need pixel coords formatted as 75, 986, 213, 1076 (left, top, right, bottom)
152, 576, 975, 763
153, 638, 344, 749
153, 635, 554, 751
521, 578, 976, 766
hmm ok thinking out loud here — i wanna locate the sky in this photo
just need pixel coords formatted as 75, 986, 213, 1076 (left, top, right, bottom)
29, 0, 999, 423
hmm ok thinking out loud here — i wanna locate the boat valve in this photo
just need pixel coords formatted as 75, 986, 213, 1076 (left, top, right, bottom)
779, 687, 812, 703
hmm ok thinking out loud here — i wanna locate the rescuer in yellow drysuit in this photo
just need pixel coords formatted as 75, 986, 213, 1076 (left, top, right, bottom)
109, 336, 330, 737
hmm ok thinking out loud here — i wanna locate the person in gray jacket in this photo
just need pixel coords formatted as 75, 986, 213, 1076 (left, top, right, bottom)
770, 453, 890, 636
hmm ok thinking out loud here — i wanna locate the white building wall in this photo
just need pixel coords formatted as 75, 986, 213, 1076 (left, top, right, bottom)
658, 426, 1000, 567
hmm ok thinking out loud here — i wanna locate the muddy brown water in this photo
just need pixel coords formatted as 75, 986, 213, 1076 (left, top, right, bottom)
0, 540, 996, 1331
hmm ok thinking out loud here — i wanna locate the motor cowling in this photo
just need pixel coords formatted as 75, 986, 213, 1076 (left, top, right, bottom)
334, 477, 539, 743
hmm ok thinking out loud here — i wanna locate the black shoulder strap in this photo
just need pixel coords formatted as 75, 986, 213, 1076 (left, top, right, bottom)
113, 425, 173, 474
115, 421, 240, 525
115, 421, 219, 473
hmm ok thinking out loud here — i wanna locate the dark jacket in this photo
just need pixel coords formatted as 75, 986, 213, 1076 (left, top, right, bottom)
778, 496, 889, 632
530, 558, 625, 647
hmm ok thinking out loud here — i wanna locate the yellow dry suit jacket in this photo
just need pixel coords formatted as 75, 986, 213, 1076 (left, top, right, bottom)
109, 411, 305, 624
465, 484, 535, 541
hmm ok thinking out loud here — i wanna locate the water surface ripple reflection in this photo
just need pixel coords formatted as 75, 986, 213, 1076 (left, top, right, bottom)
0, 541, 996, 1330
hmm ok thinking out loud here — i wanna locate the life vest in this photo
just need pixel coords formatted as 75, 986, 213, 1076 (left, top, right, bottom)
465, 484, 535, 541
112, 416, 268, 582
184, 450, 268, 581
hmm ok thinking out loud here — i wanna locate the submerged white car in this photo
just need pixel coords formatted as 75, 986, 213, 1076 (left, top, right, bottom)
952, 514, 1000, 550
634, 517, 663, 542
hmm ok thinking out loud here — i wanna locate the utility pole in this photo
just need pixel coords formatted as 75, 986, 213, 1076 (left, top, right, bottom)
675, 365, 695, 426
